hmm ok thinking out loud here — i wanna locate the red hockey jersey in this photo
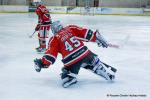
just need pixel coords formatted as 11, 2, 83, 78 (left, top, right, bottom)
42, 25, 96, 67
37, 13, 51, 26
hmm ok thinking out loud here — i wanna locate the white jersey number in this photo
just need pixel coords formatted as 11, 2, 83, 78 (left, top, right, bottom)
65, 36, 81, 51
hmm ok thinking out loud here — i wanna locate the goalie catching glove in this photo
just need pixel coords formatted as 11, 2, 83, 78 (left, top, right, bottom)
34, 58, 48, 72
95, 30, 108, 48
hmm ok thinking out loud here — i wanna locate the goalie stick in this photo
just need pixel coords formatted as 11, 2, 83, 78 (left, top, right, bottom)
108, 43, 119, 49
76, 37, 119, 49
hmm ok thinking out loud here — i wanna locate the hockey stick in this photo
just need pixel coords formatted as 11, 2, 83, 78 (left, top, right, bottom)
107, 34, 130, 49
120, 34, 130, 48
76, 37, 119, 49
29, 31, 36, 38
108, 43, 120, 49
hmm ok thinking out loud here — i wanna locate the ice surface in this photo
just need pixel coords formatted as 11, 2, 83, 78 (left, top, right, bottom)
0, 13, 150, 100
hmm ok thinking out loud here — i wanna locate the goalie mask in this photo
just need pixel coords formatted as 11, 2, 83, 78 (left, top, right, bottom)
51, 21, 63, 34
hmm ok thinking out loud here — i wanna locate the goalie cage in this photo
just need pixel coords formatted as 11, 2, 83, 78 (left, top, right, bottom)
80, 6, 94, 15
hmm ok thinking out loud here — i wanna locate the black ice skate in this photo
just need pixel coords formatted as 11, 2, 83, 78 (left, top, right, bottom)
36, 47, 46, 53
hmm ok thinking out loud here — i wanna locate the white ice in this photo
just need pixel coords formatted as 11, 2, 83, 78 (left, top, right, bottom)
0, 13, 150, 100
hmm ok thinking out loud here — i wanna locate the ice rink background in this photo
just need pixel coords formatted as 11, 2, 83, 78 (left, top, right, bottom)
0, 13, 150, 100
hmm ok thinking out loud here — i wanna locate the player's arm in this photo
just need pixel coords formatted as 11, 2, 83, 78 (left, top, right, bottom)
42, 13, 52, 25
69, 25, 108, 48
42, 37, 58, 66
68, 25, 90, 42
34, 37, 59, 72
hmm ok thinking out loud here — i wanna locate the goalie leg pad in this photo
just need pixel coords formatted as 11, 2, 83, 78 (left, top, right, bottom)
92, 57, 116, 81
61, 68, 78, 88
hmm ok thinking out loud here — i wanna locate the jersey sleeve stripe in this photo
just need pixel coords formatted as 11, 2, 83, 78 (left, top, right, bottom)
85, 29, 94, 41
43, 55, 56, 64
44, 14, 49, 19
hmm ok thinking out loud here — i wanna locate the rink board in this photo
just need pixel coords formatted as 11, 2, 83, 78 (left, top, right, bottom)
0, 5, 150, 16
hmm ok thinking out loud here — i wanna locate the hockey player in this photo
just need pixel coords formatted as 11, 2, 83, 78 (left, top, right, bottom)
34, 21, 117, 88
35, 4, 52, 53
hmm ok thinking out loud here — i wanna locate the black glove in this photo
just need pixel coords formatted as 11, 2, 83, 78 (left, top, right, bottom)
34, 58, 46, 72
35, 24, 40, 31
96, 30, 108, 48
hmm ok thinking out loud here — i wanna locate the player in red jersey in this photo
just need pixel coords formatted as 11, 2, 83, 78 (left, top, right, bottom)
35, 4, 52, 52
34, 21, 117, 88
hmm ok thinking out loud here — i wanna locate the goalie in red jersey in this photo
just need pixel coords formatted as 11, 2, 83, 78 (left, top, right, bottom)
34, 21, 117, 88
35, 4, 52, 53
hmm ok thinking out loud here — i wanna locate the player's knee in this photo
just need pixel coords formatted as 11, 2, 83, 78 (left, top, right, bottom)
61, 67, 70, 80
81, 56, 100, 70
39, 40, 46, 45
91, 56, 101, 71
83, 65, 93, 70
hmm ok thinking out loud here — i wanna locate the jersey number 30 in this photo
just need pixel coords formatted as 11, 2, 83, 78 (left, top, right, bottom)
65, 37, 81, 51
